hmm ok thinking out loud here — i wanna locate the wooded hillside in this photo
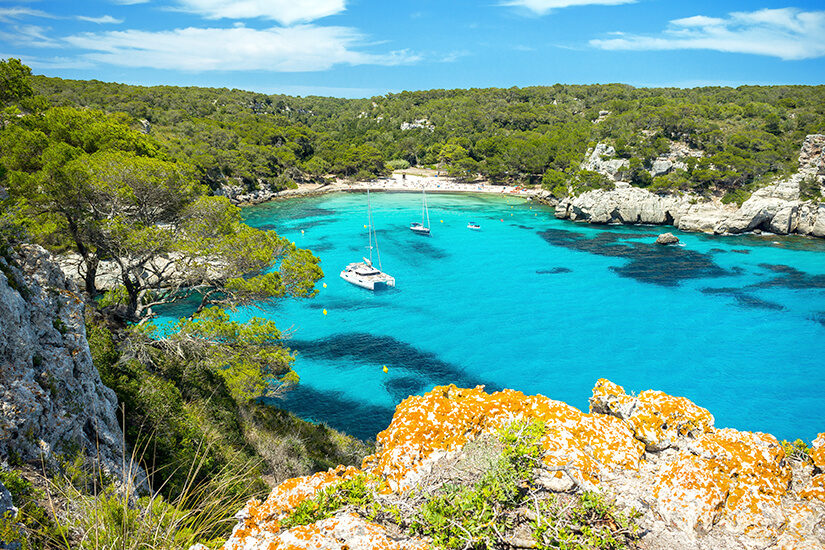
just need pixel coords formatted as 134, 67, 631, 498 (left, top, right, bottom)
32, 77, 825, 202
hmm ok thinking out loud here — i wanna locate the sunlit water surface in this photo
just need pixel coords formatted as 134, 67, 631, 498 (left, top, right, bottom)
169, 191, 825, 442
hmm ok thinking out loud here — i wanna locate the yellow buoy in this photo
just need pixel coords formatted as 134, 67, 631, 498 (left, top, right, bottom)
383, 365, 388, 373
323, 309, 327, 315
440, 220, 444, 223
323, 282, 327, 288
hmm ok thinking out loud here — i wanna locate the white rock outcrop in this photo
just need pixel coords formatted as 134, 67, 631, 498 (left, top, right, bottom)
557, 136, 825, 238
0, 245, 133, 483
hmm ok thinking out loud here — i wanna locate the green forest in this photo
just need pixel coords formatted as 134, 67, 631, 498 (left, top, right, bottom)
30, 73, 825, 202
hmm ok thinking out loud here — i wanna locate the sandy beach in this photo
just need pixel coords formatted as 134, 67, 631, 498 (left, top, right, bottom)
267, 171, 544, 201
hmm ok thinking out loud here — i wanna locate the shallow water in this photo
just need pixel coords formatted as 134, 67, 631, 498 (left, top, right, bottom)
231, 191, 825, 442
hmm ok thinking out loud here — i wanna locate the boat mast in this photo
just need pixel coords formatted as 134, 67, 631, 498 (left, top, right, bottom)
367, 189, 383, 270
423, 188, 430, 229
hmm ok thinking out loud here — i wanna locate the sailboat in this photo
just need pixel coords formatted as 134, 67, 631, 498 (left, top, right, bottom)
409, 188, 431, 235
340, 190, 396, 290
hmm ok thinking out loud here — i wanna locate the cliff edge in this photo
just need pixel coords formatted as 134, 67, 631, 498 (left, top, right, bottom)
0, 244, 135, 484
223, 381, 825, 550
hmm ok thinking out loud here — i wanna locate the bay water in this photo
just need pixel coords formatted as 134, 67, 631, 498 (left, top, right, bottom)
236, 191, 825, 443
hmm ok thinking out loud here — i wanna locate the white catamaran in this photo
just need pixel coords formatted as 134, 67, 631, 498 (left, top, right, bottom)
409, 188, 431, 235
340, 190, 396, 290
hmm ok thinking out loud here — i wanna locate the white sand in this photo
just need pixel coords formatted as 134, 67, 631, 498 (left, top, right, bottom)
282, 172, 542, 199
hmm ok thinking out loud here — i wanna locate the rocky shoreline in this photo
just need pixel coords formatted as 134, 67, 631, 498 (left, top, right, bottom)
552, 176, 825, 238
552, 133, 825, 239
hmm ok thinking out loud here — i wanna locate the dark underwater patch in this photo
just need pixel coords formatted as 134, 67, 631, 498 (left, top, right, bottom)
754, 264, 825, 290
288, 332, 498, 394
810, 313, 825, 327
536, 267, 572, 275
700, 287, 786, 311
538, 228, 729, 287
270, 385, 395, 441
403, 238, 450, 260
383, 375, 430, 403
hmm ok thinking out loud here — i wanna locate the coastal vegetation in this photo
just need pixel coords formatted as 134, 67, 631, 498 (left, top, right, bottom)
30, 75, 825, 202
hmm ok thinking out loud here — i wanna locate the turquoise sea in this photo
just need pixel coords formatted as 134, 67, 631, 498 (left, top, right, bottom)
234, 191, 825, 443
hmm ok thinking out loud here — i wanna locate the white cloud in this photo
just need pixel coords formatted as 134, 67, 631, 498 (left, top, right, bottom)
0, 6, 54, 22
77, 15, 123, 24
591, 8, 825, 60
501, 0, 635, 16
0, 24, 58, 47
173, 0, 346, 25
65, 25, 420, 71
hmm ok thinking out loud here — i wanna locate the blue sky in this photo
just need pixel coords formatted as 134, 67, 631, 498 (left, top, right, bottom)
1, 0, 824, 98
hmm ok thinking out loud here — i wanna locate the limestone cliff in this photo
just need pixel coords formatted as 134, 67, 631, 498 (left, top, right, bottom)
555, 135, 825, 238
223, 381, 825, 550
0, 244, 134, 483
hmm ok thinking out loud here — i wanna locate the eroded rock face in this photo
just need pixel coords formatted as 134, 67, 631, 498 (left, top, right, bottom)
0, 245, 134, 484
224, 381, 825, 550
558, 136, 825, 239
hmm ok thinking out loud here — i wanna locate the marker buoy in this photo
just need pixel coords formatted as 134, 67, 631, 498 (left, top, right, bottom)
323, 309, 327, 315
383, 365, 388, 373
323, 282, 327, 288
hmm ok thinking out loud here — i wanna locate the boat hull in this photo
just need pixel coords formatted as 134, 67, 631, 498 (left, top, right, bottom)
340, 262, 395, 291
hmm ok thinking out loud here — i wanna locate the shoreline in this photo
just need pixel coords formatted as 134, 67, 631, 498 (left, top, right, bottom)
236, 172, 547, 205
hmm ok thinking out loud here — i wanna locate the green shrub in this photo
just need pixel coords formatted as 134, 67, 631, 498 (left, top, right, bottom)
282, 474, 380, 529
721, 188, 751, 206
781, 439, 811, 463
800, 176, 822, 202
532, 491, 640, 550
386, 159, 410, 171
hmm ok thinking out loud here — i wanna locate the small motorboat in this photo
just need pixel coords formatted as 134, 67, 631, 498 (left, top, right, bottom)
467, 222, 481, 230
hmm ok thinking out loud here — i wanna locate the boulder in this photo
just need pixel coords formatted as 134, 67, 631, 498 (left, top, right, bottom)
651, 158, 673, 177
655, 232, 679, 245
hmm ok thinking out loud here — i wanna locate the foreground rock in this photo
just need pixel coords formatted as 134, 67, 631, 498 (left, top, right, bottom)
0, 245, 137, 485
223, 381, 825, 550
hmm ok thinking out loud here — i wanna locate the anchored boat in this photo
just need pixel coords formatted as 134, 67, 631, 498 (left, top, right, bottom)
341, 190, 395, 290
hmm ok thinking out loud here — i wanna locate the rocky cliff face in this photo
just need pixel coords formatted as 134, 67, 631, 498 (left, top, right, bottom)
557, 135, 825, 238
223, 381, 825, 550
0, 245, 132, 482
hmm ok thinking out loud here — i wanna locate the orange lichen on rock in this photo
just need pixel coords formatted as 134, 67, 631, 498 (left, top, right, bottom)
653, 428, 791, 536
267, 513, 428, 550
541, 412, 645, 485
222, 382, 824, 550
362, 384, 644, 490
798, 474, 825, 502
363, 385, 580, 489
653, 452, 730, 533
810, 432, 825, 470
227, 464, 361, 546
590, 378, 715, 451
